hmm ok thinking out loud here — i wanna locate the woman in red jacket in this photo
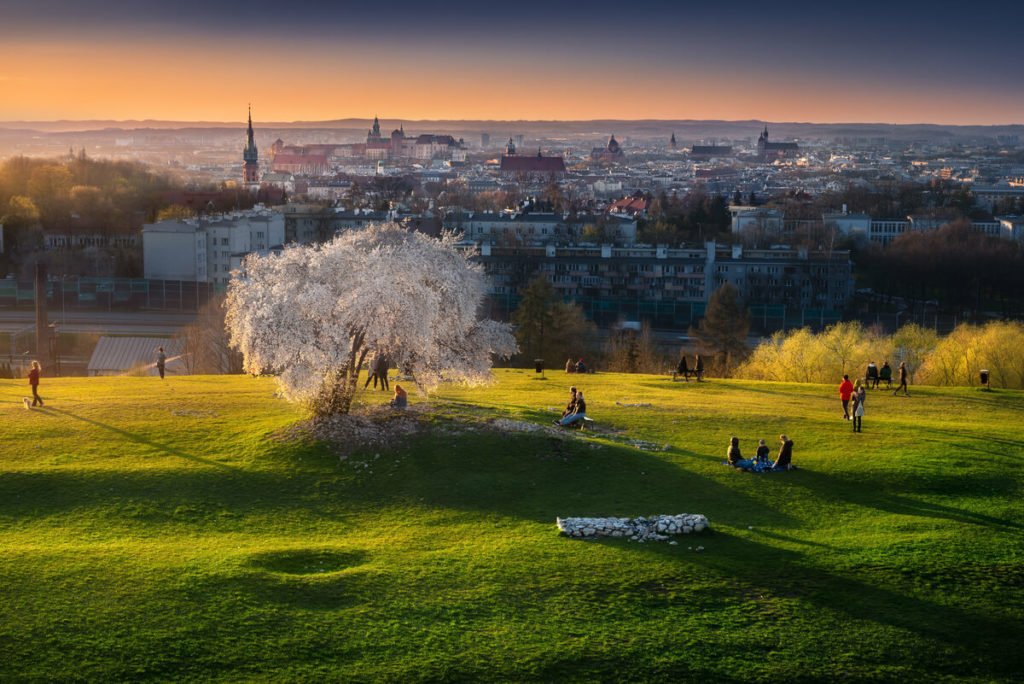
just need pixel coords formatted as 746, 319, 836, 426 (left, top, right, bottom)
28, 360, 44, 407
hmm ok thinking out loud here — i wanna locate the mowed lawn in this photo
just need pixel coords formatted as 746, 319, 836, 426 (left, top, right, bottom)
1, 370, 1022, 682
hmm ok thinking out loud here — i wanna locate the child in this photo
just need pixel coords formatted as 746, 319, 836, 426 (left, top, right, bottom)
755, 439, 770, 466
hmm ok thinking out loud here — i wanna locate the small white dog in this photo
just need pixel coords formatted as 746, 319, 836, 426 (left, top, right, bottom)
23, 397, 32, 409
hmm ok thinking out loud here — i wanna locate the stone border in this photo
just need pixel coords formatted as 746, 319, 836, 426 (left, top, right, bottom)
557, 514, 709, 541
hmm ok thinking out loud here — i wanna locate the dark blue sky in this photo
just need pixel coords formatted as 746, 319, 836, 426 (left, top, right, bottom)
2, 0, 1022, 123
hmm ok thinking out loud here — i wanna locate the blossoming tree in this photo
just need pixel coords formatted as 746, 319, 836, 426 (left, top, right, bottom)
225, 224, 517, 415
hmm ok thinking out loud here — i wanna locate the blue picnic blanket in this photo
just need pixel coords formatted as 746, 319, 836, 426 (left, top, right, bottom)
721, 459, 793, 472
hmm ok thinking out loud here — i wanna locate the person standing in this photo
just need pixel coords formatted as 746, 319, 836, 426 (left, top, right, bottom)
694, 355, 704, 381
28, 361, 44, 407
156, 347, 167, 380
838, 374, 854, 420
853, 385, 865, 432
377, 354, 390, 391
893, 361, 909, 396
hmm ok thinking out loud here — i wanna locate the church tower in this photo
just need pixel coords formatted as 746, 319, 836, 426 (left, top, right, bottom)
670, 132, 677, 151
243, 106, 259, 185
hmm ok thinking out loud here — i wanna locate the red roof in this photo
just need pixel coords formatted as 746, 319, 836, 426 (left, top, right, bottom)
499, 155, 566, 173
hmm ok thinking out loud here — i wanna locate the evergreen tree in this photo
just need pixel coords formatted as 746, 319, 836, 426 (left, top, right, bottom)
689, 282, 751, 374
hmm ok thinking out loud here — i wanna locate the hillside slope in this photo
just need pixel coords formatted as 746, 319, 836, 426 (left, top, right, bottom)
1, 371, 1022, 681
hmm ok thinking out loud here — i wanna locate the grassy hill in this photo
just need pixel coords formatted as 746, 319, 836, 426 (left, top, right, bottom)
2, 370, 1022, 682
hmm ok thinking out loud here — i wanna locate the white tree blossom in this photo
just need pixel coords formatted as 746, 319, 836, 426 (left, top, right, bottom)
225, 223, 517, 415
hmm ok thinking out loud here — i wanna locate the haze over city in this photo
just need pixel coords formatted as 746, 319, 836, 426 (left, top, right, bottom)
2, 0, 1023, 125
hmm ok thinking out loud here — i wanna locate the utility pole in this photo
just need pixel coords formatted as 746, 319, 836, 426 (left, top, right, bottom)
34, 262, 52, 365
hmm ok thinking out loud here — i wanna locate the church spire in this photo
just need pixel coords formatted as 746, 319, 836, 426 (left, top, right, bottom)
243, 105, 259, 184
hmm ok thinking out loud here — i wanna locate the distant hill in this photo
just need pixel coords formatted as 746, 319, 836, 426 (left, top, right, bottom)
1, 118, 1022, 140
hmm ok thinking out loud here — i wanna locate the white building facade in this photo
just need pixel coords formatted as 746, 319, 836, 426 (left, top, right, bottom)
142, 210, 284, 283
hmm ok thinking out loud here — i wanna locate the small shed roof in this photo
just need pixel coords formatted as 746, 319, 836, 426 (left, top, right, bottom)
87, 337, 185, 376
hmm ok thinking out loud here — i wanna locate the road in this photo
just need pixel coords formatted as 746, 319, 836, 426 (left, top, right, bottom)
0, 310, 198, 336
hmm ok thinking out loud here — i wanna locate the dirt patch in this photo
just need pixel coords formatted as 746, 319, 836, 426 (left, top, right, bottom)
266, 404, 436, 457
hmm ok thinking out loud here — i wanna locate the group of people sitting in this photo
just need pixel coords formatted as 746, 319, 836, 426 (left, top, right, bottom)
864, 361, 893, 390
726, 435, 795, 472
565, 358, 588, 374
553, 385, 587, 428
673, 354, 705, 382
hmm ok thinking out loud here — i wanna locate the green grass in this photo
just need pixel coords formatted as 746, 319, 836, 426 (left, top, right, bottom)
1, 370, 1022, 682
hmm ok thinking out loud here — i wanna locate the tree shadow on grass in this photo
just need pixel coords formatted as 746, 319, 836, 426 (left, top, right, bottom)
40, 407, 237, 471
340, 429, 799, 529
627, 532, 1024, 678
782, 468, 1021, 531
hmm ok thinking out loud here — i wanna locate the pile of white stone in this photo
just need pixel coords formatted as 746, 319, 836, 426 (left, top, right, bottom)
556, 514, 709, 541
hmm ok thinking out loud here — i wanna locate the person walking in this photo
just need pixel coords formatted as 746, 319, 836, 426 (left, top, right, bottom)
838, 374, 854, 420
675, 355, 689, 382
852, 385, 865, 432
893, 361, 909, 396
694, 355, 704, 381
156, 347, 167, 380
363, 354, 379, 390
28, 360, 44, 407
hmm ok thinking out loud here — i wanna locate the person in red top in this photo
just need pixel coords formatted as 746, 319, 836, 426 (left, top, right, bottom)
838, 374, 854, 420
28, 360, 44, 407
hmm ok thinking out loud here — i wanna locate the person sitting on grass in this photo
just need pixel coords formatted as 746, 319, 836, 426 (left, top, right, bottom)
561, 386, 578, 418
575, 357, 587, 374
555, 390, 586, 427
774, 434, 795, 470
565, 358, 575, 373
389, 384, 408, 408
727, 437, 756, 469
755, 439, 770, 467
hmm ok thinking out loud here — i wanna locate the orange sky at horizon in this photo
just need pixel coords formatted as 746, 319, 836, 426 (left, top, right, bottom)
2, 36, 1022, 126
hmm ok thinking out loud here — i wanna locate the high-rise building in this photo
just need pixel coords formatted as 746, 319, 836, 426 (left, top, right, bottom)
243, 107, 259, 185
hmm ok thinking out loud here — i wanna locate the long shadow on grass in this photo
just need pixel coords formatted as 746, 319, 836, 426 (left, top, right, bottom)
41, 407, 237, 471
0, 462, 351, 524
338, 429, 799, 528
629, 533, 1024, 678
783, 468, 1021, 531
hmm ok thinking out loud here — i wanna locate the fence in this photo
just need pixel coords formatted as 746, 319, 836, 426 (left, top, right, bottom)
0, 278, 229, 311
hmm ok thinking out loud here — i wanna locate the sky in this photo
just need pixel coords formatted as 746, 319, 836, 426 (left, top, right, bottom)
1, 0, 1022, 125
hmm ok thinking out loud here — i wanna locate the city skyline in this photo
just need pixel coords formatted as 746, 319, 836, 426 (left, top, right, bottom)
1, 0, 1022, 125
